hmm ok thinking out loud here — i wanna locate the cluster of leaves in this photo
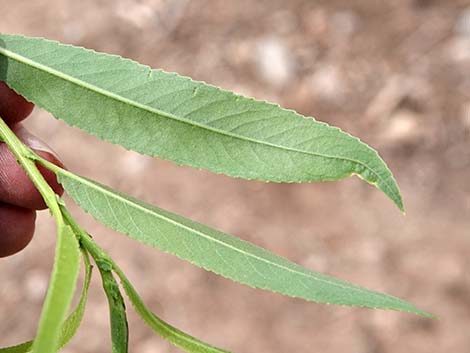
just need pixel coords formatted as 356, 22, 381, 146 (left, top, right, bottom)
0, 34, 430, 353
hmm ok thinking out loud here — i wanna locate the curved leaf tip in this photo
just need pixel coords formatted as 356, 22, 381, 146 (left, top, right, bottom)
40, 161, 424, 316
0, 33, 403, 210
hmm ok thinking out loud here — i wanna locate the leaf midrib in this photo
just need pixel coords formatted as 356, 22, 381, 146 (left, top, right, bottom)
0, 44, 395, 199
57, 166, 396, 303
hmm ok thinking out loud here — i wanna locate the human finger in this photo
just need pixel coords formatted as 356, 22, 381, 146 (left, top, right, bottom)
0, 126, 64, 210
0, 202, 36, 257
0, 81, 35, 125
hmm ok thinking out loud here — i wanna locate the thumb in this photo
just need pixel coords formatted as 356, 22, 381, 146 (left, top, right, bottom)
13, 124, 62, 163
12, 124, 65, 198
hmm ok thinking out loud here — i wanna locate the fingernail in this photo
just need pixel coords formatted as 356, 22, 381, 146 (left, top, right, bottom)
13, 124, 59, 158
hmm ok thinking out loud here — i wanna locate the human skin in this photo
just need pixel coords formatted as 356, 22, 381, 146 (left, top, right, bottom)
0, 81, 64, 257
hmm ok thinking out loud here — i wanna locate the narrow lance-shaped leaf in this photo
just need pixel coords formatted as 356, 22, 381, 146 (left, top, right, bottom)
32, 224, 80, 353
0, 34, 403, 210
0, 116, 81, 353
41, 161, 428, 316
60, 208, 232, 353
0, 249, 93, 353
96, 259, 129, 353
58, 248, 93, 347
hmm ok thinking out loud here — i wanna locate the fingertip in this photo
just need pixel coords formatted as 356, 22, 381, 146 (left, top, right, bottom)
35, 150, 65, 198
0, 143, 64, 210
14, 125, 65, 201
0, 204, 36, 258
0, 81, 34, 124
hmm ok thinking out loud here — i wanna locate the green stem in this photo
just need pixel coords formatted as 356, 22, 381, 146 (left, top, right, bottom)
0, 116, 83, 353
59, 206, 231, 353
60, 208, 129, 352
0, 117, 63, 224
60, 205, 107, 260
97, 263, 129, 353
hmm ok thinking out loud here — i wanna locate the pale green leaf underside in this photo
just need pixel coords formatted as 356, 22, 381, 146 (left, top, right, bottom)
48, 165, 426, 315
0, 34, 402, 210
0, 252, 93, 353
32, 224, 81, 353
58, 250, 93, 347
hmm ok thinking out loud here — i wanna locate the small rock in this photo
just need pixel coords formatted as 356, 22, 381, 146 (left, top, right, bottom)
24, 270, 48, 302
122, 151, 151, 175
447, 37, 470, 62
366, 76, 431, 122
256, 37, 295, 87
383, 109, 421, 145
116, 1, 155, 29
62, 22, 84, 43
301, 254, 329, 273
369, 309, 400, 334
455, 7, 470, 37
359, 239, 386, 264
310, 65, 345, 102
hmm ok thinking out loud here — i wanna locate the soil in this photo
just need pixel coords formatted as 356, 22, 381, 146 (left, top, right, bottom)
0, 1, 469, 352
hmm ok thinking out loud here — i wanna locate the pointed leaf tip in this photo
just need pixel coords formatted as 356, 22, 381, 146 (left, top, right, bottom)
0, 33, 402, 208
44, 163, 424, 315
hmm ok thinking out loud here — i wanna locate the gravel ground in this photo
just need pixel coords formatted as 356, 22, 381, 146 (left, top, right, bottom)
1, 1, 469, 352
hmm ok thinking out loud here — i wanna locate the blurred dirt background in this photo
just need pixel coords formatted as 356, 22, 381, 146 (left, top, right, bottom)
1, 0, 470, 352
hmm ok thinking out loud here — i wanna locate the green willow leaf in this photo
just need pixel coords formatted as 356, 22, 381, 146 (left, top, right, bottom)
40, 161, 428, 316
0, 33, 402, 210
113, 264, 231, 353
0, 342, 31, 353
96, 260, 129, 353
58, 249, 93, 347
59, 208, 231, 353
32, 224, 80, 353
0, 250, 93, 353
